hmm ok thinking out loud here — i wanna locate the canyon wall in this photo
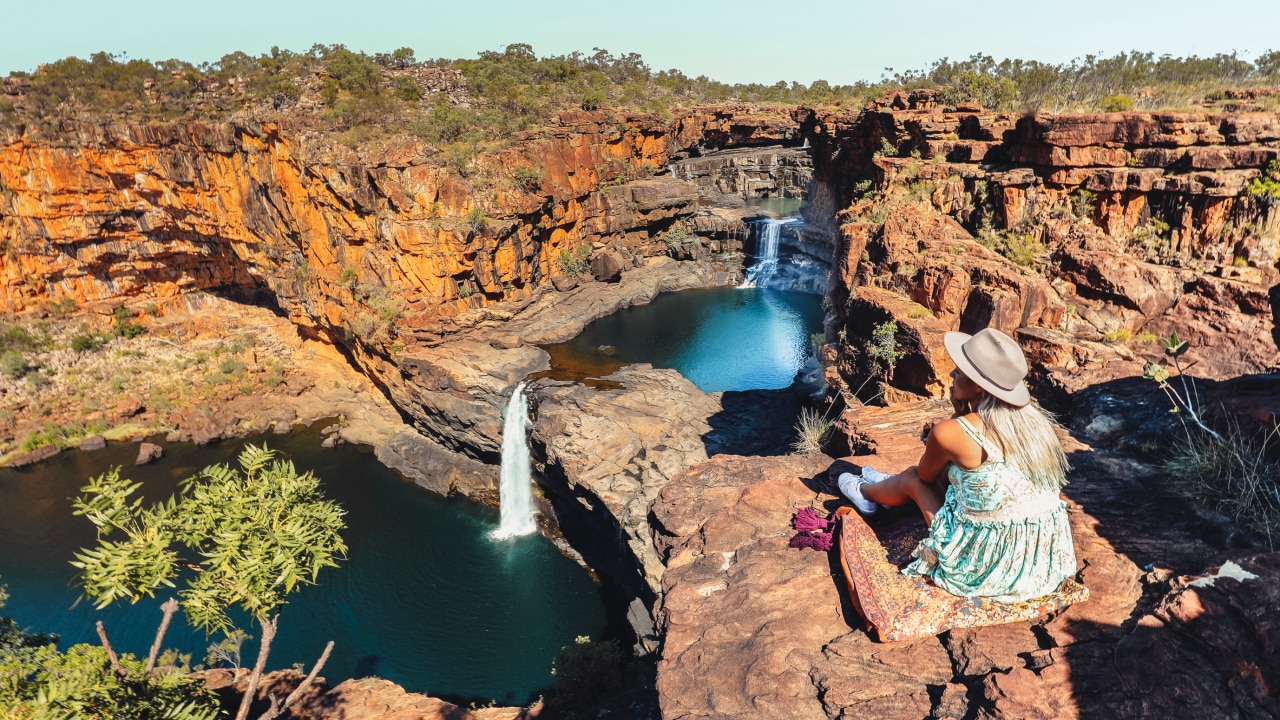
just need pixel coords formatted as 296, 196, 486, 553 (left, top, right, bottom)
0, 106, 796, 472
796, 97, 1280, 410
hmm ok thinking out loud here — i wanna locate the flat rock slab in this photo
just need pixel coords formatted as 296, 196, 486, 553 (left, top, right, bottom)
649, 441, 1276, 720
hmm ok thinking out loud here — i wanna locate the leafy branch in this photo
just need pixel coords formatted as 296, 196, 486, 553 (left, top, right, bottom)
1142, 331, 1223, 443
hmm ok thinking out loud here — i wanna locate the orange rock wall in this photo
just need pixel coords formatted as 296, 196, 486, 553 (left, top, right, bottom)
0, 107, 796, 345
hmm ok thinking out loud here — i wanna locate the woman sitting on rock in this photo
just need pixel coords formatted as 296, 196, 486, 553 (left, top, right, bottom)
837, 327, 1078, 603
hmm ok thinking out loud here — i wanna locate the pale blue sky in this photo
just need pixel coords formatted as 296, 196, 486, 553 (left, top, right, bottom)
4, 0, 1278, 85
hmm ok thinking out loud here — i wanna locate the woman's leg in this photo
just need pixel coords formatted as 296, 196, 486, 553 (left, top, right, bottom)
861, 466, 947, 525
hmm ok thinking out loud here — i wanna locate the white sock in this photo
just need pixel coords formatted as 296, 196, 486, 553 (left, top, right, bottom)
861, 466, 893, 483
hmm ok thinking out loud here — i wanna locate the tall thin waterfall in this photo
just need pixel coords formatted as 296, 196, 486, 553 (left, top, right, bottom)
740, 217, 799, 288
492, 382, 537, 540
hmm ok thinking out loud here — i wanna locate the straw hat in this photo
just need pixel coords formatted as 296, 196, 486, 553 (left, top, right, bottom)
943, 328, 1031, 407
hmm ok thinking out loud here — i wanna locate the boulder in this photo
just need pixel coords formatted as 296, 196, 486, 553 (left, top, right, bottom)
589, 248, 629, 283
135, 442, 164, 465
79, 434, 106, 451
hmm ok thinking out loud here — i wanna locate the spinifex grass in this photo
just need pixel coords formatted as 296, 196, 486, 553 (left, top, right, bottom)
1163, 421, 1280, 549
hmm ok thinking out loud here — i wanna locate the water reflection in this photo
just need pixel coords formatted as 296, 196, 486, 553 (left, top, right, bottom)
542, 287, 824, 393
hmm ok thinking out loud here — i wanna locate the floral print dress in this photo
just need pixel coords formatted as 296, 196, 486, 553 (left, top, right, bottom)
903, 417, 1078, 602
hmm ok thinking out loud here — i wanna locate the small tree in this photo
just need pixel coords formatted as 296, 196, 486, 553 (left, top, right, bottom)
72, 445, 347, 720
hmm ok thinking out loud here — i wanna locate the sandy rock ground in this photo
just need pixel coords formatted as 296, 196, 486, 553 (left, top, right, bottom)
0, 294, 409, 466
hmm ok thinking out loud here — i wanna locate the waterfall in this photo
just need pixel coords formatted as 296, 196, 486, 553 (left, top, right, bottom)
739, 217, 798, 288
491, 382, 537, 540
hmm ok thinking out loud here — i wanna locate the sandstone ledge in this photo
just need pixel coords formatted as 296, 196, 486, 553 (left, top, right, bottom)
649, 441, 1279, 719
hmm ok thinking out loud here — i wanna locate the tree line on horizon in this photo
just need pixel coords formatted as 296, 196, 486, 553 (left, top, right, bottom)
2, 43, 1279, 150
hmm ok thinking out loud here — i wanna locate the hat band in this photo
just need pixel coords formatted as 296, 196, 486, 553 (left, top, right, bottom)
961, 345, 1018, 391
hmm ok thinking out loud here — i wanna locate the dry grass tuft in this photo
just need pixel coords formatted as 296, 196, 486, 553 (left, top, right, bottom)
1164, 421, 1280, 548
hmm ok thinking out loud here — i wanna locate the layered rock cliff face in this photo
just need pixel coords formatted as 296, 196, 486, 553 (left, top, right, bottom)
796, 100, 1280, 408
0, 107, 792, 324
0, 106, 794, 471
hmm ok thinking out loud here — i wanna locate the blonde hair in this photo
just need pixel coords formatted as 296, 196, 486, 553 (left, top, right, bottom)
975, 394, 1070, 491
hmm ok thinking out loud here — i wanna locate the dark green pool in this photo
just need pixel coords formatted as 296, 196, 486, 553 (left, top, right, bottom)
0, 426, 606, 705
543, 287, 825, 393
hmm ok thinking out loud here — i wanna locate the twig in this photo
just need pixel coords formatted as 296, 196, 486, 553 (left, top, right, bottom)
95, 621, 129, 680
145, 597, 180, 675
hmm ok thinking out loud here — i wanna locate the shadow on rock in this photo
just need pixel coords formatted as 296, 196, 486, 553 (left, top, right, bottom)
703, 388, 806, 457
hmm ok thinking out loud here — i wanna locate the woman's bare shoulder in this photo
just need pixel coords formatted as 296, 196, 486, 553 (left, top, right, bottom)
928, 417, 966, 445
928, 416, 984, 455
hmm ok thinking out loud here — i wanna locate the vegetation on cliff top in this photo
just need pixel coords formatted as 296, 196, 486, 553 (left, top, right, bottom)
4, 45, 1280, 145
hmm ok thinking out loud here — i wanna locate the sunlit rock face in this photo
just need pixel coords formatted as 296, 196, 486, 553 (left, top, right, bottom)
796, 100, 1280, 403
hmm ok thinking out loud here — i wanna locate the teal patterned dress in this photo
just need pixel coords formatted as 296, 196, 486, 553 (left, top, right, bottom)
903, 417, 1078, 603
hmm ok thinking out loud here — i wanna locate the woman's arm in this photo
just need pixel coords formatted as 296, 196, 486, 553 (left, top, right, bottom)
916, 418, 981, 483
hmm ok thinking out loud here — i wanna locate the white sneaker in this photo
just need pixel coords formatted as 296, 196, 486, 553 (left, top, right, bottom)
837, 472, 879, 515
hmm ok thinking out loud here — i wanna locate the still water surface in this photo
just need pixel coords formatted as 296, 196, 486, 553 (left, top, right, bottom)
543, 287, 824, 393
0, 425, 606, 705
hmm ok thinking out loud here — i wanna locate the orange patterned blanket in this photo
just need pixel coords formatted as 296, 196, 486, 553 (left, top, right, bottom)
834, 506, 1089, 642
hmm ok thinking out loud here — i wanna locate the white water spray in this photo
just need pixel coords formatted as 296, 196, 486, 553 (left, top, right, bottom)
739, 217, 800, 288
491, 382, 537, 540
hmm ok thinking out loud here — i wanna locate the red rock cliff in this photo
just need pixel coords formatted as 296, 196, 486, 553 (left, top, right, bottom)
796, 102, 1280, 408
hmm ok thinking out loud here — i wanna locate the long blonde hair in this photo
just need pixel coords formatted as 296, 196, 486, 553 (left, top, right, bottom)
975, 394, 1070, 491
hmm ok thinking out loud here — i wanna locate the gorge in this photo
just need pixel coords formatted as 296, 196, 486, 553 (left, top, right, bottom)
2, 74, 1280, 719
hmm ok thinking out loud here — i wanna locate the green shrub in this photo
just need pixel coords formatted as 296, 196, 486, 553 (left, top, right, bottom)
46, 296, 78, 315
338, 267, 358, 284
1099, 93, 1134, 112
111, 306, 145, 339
442, 142, 478, 175
326, 48, 382, 95
0, 350, 26, 379
218, 358, 246, 376
512, 165, 542, 192
664, 225, 690, 246
392, 75, 423, 102
71, 333, 104, 353
1102, 328, 1132, 343
977, 223, 1045, 268
869, 320, 904, 376
873, 137, 897, 159
555, 244, 591, 278
545, 637, 625, 714
1248, 160, 1280, 202
465, 207, 490, 234
1070, 189, 1096, 220
1128, 216, 1172, 260
1164, 422, 1280, 546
